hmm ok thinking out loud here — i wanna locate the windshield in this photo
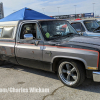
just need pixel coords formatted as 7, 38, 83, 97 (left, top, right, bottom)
39, 20, 78, 40
84, 20, 99, 32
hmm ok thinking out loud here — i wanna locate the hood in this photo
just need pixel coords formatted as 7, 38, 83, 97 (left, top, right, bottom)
68, 36, 100, 46
86, 31, 100, 36
49, 36, 100, 48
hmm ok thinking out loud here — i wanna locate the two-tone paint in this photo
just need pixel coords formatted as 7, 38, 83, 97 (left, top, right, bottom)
0, 20, 99, 78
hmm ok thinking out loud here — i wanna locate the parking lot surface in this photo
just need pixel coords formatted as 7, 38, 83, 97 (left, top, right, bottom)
0, 63, 100, 100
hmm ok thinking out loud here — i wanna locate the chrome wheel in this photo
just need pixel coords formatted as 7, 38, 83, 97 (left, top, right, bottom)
58, 62, 78, 86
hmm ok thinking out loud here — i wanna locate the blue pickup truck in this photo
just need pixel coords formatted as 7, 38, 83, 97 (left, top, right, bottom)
70, 19, 100, 36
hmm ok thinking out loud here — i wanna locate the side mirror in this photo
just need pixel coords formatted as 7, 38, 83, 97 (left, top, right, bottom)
24, 34, 33, 40
76, 29, 83, 35
76, 29, 81, 32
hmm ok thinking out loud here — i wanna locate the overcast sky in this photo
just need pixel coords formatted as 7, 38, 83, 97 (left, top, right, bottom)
1, 0, 100, 17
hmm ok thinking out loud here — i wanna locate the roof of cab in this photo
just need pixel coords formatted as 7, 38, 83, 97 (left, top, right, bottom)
0, 19, 67, 27
70, 19, 96, 23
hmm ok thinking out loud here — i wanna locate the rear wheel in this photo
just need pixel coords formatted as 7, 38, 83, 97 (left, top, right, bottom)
58, 60, 85, 87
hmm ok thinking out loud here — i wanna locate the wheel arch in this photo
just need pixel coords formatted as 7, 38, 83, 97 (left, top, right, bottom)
51, 56, 87, 72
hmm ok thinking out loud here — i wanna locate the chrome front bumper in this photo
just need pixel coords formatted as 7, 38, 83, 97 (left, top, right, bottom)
93, 71, 100, 82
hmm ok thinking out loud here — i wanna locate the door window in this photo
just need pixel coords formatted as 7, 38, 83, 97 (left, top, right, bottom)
2, 27, 14, 38
20, 23, 42, 40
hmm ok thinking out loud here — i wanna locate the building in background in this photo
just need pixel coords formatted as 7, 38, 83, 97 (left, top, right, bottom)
52, 13, 94, 20
0, 2, 4, 19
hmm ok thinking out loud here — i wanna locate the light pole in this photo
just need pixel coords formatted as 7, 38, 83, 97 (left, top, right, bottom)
42, 8, 45, 14
92, 3, 95, 17
57, 7, 60, 15
74, 5, 77, 18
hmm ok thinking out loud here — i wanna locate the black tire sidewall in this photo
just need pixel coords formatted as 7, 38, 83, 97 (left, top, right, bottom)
57, 59, 85, 87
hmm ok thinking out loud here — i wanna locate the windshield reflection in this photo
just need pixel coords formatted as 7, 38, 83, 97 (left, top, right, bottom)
84, 20, 99, 32
39, 20, 78, 40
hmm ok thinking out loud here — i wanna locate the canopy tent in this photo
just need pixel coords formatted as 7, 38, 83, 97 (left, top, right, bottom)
0, 7, 54, 22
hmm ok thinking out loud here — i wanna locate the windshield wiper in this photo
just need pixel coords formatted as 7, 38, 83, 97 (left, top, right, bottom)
93, 26, 100, 32
66, 33, 74, 36
65, 33, 80, 37
52, 33, 80, 40
57, 33, 80, 39
53, 34, 62, 37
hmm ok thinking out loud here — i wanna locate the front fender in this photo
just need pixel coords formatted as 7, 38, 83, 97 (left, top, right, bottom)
51, 56, 87, 69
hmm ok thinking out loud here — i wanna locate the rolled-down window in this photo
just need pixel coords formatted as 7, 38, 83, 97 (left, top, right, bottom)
2, 27, 14, 38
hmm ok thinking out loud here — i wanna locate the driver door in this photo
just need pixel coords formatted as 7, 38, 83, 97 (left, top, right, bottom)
15, 22, 44, 69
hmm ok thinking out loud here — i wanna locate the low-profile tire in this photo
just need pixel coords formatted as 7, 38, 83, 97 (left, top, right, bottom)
58, 60, 85, 87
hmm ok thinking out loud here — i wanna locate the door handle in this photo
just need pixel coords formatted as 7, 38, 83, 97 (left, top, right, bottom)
17, 41, 24, 44
45, 51, 52, 56
17, 41, 20, 43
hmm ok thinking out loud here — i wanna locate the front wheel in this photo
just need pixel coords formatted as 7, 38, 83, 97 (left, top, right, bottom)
58, 60, 85, 87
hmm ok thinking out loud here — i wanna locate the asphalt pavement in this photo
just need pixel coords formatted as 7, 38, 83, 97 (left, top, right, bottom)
0, 63, 100, 100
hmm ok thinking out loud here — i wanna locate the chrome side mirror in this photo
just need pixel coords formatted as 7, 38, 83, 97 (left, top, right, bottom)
24, 34, 33, 40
